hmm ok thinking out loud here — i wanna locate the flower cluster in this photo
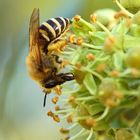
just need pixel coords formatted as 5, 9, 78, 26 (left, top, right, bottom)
50, 0, 140, 139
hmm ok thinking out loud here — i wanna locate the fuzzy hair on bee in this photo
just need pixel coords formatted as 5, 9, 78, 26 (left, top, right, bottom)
26, 8, 74, 107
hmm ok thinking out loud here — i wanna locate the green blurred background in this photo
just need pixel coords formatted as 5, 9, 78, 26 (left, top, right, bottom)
0, 0, 116, 140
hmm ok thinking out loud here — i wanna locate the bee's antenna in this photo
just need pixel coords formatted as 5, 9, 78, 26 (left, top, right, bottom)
43, 93, 47, 107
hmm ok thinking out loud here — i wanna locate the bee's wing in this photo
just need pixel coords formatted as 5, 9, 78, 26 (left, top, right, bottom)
29, 8, 41, 64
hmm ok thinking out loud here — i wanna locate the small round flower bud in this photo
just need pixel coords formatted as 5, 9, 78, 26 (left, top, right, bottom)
94, 9, 116, 26
125, 46, 140, 69
120, 0, 140, 13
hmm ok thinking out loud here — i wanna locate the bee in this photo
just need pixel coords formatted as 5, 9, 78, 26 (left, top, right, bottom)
26, 8, 74, 106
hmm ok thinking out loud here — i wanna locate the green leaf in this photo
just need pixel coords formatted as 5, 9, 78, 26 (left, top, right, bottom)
124, 35, 140, 50
120, 0, 140, 13
113, 51, 124, 71
86, 103, 104, 116
112, 19, 128, 35
83, 73, 97, 95
89, 31, 107, 45
129, 24, 140, 37
112, 20, 129, 50
107, 128, 116, 138
115, 128, 134, 140
94, 120, 109, 131
71, 48, 81, 65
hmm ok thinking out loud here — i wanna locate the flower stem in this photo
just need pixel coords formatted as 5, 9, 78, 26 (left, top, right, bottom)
82, 43, 103, 50
115, 0, 134, 17
76, 96, 95, 101
69, 128, 85, 140
95, 107, 110, 122
86, 129, 93, 140
83, 67, 103, 81
96, 21, 112, 36
68, 123, 78, 130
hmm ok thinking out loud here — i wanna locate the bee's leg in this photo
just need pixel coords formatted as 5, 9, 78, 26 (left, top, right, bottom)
48, 39, 67, 53
42, 89, 51, 107
44, 73, 74, 88
43, 93, 47, 107
57, 73, 75, 81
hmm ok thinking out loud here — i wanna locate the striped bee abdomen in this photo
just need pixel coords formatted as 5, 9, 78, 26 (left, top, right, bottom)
39, 17, 70, 44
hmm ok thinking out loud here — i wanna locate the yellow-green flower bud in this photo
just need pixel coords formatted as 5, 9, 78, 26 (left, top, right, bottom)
95, 9, 116, 26
125, 46, 140, 69
120, 0, 140, 13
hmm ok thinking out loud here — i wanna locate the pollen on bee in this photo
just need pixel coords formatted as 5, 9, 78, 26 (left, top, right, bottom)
47, 40, 67, 53
74, 15, 81, 21
59, 40, 67, 51
52, 96, 59, 104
